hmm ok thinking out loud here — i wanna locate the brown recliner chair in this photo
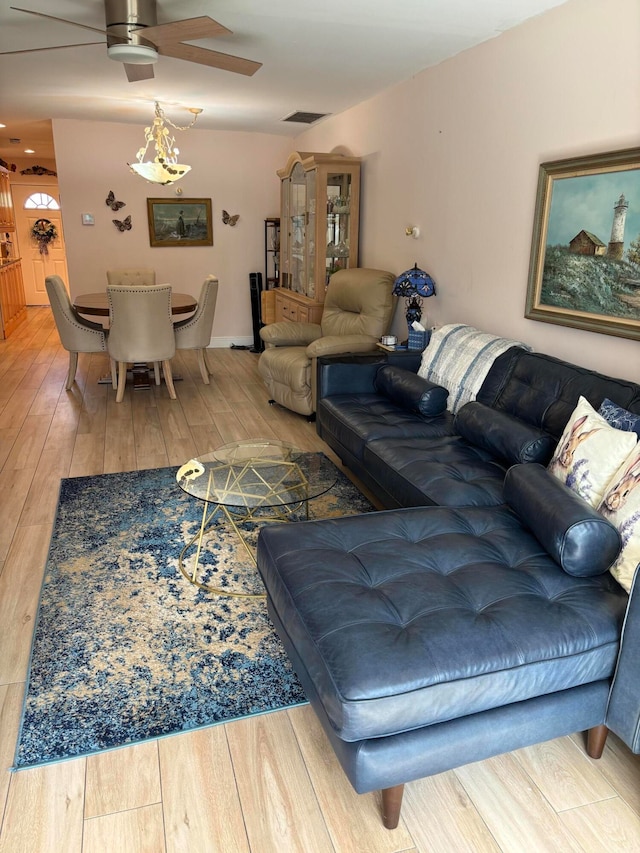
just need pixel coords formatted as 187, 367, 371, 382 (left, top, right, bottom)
258, 268, 396, 417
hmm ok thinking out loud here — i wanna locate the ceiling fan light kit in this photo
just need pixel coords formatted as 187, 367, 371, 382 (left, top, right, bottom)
129, 101, 201, 186
106, 43, 158, 66
6, 0, 262, 81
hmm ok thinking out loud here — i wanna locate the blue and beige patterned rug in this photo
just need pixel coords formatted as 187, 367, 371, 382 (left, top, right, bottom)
14, 456, 373, 769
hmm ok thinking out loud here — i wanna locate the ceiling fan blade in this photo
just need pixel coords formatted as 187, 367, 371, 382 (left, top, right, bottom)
157, 43, 262, 77
124, 62, 154, 82
10, 6, 109, 36
0, 41, 104, 56
140, 17, 232, 47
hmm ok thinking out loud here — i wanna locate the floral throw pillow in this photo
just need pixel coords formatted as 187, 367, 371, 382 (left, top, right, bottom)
598, 398, 640, 438
548, 396, 637, 507
598, 445, 640, 592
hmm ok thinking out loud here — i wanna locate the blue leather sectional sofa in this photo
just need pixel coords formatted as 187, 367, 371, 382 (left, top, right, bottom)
256, 343, 640, 829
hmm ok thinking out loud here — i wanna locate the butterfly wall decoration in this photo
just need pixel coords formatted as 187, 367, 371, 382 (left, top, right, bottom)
106, 191, 126, 212
222, 210, 239, 227
113, 216, 132, 232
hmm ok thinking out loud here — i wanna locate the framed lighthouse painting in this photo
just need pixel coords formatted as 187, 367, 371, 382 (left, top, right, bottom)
525, 147, 640, 341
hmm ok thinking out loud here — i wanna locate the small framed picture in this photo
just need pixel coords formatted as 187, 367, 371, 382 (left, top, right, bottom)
147, 198, 213, 247
81, 213, 95, 226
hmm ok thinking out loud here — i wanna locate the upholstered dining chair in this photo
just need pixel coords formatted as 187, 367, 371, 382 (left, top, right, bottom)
259, 268, 396, 416
106, 268, 156, 287
46, 275, 116, 391
107, 284, 176, 403
173, 275, 219, 384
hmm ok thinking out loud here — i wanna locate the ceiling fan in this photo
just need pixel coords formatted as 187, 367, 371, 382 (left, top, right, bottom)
2, 0, 262, 82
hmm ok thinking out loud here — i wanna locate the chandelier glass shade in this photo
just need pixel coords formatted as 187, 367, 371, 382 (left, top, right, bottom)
129, 101, 202, 186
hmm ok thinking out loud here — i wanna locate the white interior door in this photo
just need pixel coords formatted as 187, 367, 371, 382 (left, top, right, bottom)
12, 184, 69, 305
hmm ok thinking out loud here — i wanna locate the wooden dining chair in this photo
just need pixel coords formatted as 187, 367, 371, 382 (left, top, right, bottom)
106, 284, 176, 402
173, 275, 219, 384
46, 275, 116, 391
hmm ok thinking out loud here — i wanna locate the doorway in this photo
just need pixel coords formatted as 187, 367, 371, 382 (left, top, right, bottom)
12, 184, 69, 305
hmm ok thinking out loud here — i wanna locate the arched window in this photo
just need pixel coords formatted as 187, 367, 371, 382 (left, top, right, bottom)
24, 192, 60, 210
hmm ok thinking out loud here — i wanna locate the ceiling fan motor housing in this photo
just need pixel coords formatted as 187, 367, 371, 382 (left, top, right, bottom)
105, 0, 159, 65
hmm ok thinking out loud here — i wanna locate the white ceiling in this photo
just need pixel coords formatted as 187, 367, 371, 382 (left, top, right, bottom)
0, 0, 569, 162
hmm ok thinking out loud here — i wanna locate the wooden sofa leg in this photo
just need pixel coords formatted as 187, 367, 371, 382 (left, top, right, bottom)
381, 784, 404, 829
586, 724, 609, 758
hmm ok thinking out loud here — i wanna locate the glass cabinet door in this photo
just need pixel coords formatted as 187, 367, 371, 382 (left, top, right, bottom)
279, 176, 290, 289
289, 162, 306, 294
306, 168, 317, 298
325, 170, 353, 287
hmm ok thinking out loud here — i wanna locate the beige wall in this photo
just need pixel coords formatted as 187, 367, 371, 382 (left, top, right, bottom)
52, 120, 290, 345
293, 0, 640, 382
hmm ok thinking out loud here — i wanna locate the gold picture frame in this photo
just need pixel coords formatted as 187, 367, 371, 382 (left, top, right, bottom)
525, 147, 640, 340
147, 198, 213, 247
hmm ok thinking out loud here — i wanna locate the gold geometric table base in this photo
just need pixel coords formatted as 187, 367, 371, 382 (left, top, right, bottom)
178, 457, 311, 597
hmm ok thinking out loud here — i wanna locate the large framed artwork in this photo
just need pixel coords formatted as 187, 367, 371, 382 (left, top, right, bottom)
525, 147, 640, 340
147, 198, 213, 247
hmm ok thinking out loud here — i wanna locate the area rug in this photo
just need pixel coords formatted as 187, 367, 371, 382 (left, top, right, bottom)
14, 455, 373, 769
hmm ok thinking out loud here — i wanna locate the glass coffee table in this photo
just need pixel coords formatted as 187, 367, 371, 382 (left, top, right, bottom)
176, 439, 338, 596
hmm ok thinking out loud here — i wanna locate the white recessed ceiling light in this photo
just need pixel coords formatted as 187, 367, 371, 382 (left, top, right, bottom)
24, 148, 35, 154
0, 123, 6, 129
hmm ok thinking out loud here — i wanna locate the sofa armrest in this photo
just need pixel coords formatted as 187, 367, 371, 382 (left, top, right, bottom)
260, 321, 322, 347
386, 352, 423, 372
317, 355, 388, 399
307, 334, 379, 358
606, 567, 640, 753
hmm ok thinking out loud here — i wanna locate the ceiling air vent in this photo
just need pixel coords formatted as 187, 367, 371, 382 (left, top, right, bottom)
282, 111, 329, 125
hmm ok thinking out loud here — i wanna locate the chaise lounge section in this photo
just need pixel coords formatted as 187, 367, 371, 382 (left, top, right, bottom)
256, 328, 640, 828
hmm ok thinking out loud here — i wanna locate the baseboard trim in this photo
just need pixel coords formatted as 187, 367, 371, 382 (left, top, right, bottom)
208, 336, 254, 349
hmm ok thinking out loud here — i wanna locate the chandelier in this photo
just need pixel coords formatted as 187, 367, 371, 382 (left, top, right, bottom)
129, 101, 202, 185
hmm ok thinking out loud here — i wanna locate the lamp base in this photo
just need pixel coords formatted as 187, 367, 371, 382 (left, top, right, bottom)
405, 300, 422, 331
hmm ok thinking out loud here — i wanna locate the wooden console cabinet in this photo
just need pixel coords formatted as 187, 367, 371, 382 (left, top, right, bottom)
274, 289, 323, 325
0, 259, 27, 339
0, 169, 15, 230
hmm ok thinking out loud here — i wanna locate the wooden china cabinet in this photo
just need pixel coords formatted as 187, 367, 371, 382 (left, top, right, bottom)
0, 169, 15, 229
276, 151, 360, 324
0, 167, 27, 339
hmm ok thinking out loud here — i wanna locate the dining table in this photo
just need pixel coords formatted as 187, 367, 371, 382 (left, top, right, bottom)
73, 291, 197, 318
73, 290, 198, 390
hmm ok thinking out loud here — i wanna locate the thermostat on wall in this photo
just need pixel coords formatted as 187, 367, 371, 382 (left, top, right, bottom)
81, 213, 95, 226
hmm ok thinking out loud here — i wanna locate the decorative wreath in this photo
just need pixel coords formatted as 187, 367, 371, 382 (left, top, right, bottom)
31, 218, 58, 255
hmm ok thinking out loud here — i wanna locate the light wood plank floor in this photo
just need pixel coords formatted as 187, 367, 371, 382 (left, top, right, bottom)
0, 307, 639, 852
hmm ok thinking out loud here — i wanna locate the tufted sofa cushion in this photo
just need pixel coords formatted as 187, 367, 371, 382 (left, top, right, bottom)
257, 505, 627, 742
363, 436, 510, 507
319, 395, 456, 463
490, 351, 640, 439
